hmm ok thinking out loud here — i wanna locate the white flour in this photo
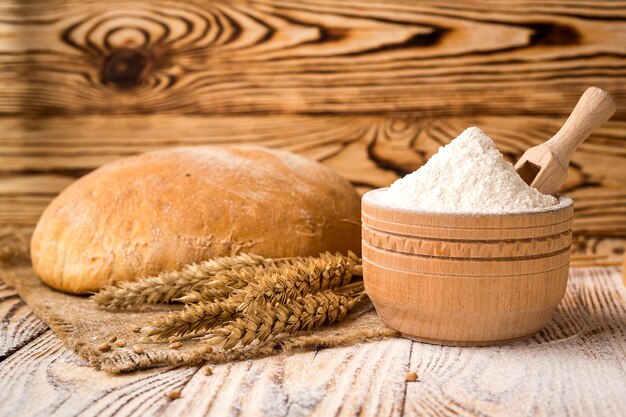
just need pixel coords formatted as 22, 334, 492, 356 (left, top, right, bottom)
375, 127, 558, 213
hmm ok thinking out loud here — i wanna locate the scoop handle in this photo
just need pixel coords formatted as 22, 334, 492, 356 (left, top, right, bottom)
546, 87, 616, 165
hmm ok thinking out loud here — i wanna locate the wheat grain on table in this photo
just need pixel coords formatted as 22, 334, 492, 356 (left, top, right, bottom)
0, 267, 624, 417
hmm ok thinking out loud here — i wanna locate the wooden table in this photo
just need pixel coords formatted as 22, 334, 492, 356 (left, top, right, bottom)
1, 267, 625, 417
1, 1, 626, 415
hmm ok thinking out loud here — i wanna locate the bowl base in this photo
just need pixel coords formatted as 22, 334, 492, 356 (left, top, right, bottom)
370, 296, 558, 347
400, 331, 537, 347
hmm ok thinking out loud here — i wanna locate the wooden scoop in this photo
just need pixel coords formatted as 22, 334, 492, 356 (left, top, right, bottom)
515, 87, 616, 195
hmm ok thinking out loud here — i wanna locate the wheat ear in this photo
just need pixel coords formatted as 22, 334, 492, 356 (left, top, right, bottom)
238, 254, 356, 312
205, 288, 366, 350
142, 299, 239, 339
93, 253, 275, 309
184, 252, 348, 304
142, 253, 361, 339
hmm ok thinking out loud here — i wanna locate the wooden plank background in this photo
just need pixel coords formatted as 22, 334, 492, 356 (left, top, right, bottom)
0, 0, 625, 255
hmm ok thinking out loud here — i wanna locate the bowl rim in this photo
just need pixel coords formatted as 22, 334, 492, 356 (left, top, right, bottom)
362, 188, 573, 218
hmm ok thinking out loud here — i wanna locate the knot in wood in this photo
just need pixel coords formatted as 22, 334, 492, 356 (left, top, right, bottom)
100, 48, 151, 90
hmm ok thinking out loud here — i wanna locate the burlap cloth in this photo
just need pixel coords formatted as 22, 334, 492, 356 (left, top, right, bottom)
0, 228, 397, 373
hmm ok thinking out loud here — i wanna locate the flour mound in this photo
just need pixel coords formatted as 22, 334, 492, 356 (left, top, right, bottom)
376, 127, 558, 213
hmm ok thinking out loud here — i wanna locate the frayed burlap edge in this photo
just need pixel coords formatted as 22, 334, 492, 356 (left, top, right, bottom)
0, 228, 398, 374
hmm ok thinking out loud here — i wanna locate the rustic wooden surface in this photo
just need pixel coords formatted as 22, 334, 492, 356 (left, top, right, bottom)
1, 0, 625, 256
1, 0, 626, 117
2, 116, 626, 250
0, 267, 624, 417
1, 1, 626, 415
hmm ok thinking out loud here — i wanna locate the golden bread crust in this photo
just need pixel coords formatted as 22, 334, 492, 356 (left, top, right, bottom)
30, 146, 361, 294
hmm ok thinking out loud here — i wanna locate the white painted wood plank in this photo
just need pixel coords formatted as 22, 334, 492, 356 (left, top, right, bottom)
164, 338, 412, 417
284, 339, 412, 417
163, 356, 289, 417
1, 268, 624, 417
0, 280, 48, 360
0, 331, 199, 417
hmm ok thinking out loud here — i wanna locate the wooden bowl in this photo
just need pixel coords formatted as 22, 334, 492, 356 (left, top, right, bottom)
361, 189, 574, 346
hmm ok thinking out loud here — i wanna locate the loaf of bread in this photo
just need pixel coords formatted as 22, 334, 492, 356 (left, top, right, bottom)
31, 146, 361, 294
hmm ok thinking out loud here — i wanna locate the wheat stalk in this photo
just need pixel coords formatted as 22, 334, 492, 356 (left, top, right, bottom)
205, 288, 366, 350
93, 253, 277, 309
93, 253, 340, 309
142, 253, 360, 339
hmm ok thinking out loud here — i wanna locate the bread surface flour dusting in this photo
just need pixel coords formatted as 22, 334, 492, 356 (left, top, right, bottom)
375, 127, 558, 213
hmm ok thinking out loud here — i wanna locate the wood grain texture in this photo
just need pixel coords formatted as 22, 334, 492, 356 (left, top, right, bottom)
1, 0, 625, 254
0, 268, 624, 417
573, 237, 625, 262
1, 1, 624, 414
0, 331, 200, 417
163, 357, 291, 417
1, 115, 624, 244
164, 339, 412, 417
0, 280, 48, 360
0, 0, 625, 116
